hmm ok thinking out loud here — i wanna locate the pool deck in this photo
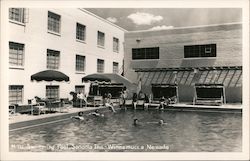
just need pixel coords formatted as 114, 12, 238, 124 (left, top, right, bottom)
9, 106, 109, 131
173, 103, 242, 110
9, 103, 242, 131
124, 101, 242, 112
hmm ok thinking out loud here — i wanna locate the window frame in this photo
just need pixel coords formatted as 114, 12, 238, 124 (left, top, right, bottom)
9, 85, 23, 104
132, 47, 159, 60
113, 62, 119, 74
9, 8, 25, 24
97, 59, 105, 73
113, 37, 119, 53
97, 31, 105, 48
76, 22, 86, 42
47, 49, 60, 70
46, 85, 59, 99
9, 41, 25, 67
47, 11, 61, 35
75, 55, 86, 72
184, 44, 216, 58
75, 85, 85, 94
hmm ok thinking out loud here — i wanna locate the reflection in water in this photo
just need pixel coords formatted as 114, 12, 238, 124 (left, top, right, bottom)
9, 110, 242, 152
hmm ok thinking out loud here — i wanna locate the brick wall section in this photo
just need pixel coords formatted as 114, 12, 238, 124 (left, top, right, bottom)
124, 23, 242, 83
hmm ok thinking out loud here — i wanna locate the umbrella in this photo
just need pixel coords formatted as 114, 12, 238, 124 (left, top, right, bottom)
82, 73, 136, 88
31, 70, 70, 112
82, 73, 137, 98
31, 70, 69, 82
82, 73, 111, 82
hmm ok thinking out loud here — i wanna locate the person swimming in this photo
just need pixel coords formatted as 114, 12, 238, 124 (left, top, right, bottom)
133, 118, 139, 126
158, 119, 167, 125
71, 112, 84, 120
88, 110, 105, 117
146, 119, 167, 125
134, 118, 167, 126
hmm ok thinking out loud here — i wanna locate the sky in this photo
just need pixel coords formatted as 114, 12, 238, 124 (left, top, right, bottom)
85, 8, 242, 31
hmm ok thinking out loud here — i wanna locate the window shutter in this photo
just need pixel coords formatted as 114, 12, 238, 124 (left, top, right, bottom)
24, 8, 29, 23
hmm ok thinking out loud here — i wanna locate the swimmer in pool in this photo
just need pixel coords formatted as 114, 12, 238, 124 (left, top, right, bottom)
133, 118, 139, 126
88, 110, 105, 117
158, 119, 167, 125
71, 112, 84, 120
146, 119, 167, 125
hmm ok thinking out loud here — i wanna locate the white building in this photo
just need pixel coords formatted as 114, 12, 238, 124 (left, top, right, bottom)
8, 8, 126, 104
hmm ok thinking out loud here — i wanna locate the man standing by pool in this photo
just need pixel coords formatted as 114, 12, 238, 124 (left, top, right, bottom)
77, 91, 84, 108
144, 93, 150, 110
132, 93, 138, 110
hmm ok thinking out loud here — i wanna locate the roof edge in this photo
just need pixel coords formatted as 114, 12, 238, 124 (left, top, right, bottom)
127, 22, 242, 33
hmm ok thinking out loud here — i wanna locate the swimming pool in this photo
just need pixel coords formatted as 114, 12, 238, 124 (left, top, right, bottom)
9, 110, 242, 152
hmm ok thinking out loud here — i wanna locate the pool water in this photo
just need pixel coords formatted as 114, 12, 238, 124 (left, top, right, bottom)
9, 110, 242, 152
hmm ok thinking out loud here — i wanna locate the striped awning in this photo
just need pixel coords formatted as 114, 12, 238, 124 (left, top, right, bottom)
136, 67, 242, 87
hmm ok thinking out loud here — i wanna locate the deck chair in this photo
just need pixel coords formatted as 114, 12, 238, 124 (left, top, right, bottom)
33, 102, 46, 115
169, 96, 177, 104
9, 104, 16, 116
58, 98, 71, 113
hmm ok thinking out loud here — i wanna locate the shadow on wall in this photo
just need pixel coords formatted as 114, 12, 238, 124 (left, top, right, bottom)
225, 87, 242, 103
130, 58, 216, 70
180, 59, 216, 68
130, 61, 159, 69
178, 85, 194, 102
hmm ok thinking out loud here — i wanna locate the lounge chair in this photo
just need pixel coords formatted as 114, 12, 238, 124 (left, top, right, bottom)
33, 102, 46, 115
9, 104, 16, 116
57, 98, 71, 113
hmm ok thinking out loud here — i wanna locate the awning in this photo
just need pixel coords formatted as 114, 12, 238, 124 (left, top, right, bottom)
82, 73, 137, 90
31, 70, 69, 82
82, 74, 111, 82
137, 68, 242, 87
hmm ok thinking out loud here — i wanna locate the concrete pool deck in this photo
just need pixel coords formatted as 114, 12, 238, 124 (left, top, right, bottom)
124, 102, 242, 112
9, 103, 242, 131
9, 106, 109, 131
173, 103, 242, 109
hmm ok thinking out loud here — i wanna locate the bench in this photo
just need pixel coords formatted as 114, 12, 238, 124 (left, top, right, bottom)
195, 97, 223, 106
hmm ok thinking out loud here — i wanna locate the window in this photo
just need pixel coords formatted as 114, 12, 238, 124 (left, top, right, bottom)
9, 42, 24, 66
97, 59, 104, 73
113, 37, 119, 52
46, 85, 59, 99
113, 62, 119, 74
75, 85, 85, 94
48, 11, 61, 33
132, 47, 159, 60
184, 44, 216, 58
76, 55, 85, 72
9, 85, 23, 104
47, 49, 60, 69
97, 31, 105, 47
76, 23, 86, 41
9, 8, 25, 23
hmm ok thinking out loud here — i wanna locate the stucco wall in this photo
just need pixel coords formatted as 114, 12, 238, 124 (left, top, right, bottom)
8, 8, 125, 104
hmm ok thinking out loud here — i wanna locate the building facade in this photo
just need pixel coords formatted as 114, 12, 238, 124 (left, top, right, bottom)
124, 23, 242, 103
8, 8, 125, 104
